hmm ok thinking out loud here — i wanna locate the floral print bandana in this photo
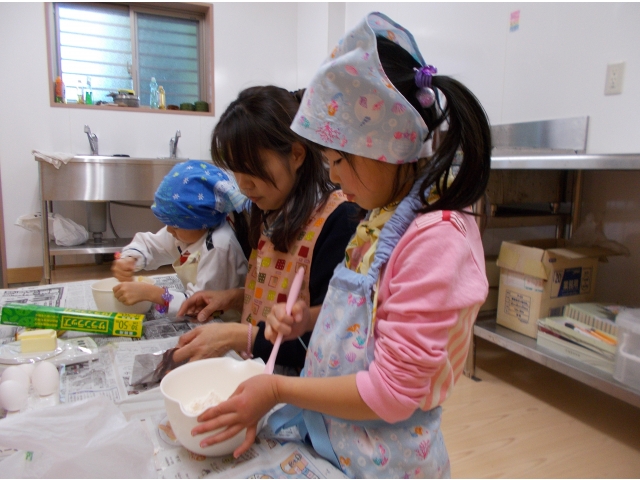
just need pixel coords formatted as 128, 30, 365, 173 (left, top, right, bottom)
292, 12, 430, 164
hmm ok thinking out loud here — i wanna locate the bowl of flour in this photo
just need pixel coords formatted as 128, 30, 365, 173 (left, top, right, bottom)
160, 356, 265, 456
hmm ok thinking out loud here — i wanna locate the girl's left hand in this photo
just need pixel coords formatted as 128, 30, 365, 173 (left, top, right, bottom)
264, 299, 311, 343
192, 374, 279, 458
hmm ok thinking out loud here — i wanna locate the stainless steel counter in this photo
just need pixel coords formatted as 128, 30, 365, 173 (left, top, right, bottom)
37, 155, 185, 283
491, 153, 640, 170
38, 155, 183, 202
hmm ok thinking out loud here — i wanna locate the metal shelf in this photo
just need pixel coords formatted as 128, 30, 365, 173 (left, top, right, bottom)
474, 316, 640, 409
491, 153, 640, 170
48, 237, 133, 256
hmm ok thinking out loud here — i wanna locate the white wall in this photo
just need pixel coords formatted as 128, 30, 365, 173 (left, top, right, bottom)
0, 2, 301, 270
341, 3, 640, 305
0, 2, 638, 303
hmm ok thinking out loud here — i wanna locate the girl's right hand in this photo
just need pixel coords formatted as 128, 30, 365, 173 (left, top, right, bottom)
264, 299, 311, 343
112, 257, 136, 282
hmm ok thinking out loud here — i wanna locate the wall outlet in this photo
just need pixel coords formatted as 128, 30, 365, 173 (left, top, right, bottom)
604, 62, 625, 95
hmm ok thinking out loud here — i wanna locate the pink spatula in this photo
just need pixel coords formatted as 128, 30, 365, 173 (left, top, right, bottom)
263, 267, 305, 374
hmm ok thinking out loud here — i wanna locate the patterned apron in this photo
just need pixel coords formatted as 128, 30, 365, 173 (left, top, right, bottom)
241, 191, 346, 326
269, 181, 451, 478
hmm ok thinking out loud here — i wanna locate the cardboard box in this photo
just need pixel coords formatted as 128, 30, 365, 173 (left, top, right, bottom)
480, 287, 499, 312
0, 303, 144, 338
496, 239, 612, 338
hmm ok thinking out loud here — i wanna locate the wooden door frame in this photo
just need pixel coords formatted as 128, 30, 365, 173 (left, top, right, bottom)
0, 155, 8, 288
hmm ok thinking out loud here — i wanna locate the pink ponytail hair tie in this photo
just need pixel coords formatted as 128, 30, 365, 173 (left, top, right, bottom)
414, 65, 438, 108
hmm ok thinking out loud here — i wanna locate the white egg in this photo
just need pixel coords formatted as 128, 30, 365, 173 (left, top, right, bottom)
18, 363, 36, 380
1, 365, 30, 388
0, 379, 29, 411
31, 361, 60, 396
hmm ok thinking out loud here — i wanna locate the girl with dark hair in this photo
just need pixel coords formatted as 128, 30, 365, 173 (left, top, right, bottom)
173, 85, 361, 373
190, 13, 490, 478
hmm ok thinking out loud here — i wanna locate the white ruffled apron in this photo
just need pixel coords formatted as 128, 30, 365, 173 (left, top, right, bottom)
269, 181, 451, 478
172, 250, 199, 290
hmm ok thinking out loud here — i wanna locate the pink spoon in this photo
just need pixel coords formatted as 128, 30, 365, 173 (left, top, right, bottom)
263, 266, 305, 374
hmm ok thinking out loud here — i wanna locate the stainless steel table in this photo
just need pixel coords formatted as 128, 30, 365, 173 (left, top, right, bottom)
466, 152, 640, 409
36, 155, 183, 284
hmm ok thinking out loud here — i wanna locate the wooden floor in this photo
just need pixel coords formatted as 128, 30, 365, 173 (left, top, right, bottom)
443, 337, 640, 478
28, 265, 640, 478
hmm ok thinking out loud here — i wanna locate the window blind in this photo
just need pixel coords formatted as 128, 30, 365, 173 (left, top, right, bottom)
55, 3, 201, 106
57, 3, 132, 103
137, 13, 200, 107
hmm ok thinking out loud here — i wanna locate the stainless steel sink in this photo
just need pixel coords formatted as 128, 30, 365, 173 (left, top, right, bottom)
36, 155, 184, 201
36, 153, 192, 283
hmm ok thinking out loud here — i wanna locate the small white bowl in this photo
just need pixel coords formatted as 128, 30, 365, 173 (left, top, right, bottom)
160, 357, 265, 456
91, 276, 155, 314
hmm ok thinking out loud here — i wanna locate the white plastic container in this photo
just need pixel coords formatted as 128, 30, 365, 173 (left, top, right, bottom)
91, 276, 155, 314
613, 308, 640, 391
160, 357, 266, 456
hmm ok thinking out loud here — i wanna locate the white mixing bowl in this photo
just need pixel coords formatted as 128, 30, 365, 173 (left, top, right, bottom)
160, 357, 266, 456
91, 276, 155, 314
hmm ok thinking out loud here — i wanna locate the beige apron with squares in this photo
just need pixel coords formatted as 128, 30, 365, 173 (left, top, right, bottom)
241, 191, 347, 325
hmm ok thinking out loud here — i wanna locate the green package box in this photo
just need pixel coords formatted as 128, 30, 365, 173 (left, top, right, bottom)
0, 303, 144, 338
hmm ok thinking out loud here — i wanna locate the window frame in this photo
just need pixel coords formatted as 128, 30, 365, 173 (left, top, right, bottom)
45, 2, 214, 116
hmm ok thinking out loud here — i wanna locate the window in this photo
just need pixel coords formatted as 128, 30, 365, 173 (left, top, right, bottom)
48, 2, 212, 110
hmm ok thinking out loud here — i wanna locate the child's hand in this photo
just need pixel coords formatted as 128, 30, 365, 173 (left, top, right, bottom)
112, 257, 137, 282
113, 282, 160, 306
191, 374, 279, 458
178, 289, 243, 322
264, 299, 310, 343
174, 323, 242, 363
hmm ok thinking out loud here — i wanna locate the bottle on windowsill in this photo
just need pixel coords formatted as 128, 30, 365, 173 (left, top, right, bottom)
54, 76, 65, 103
158, 85, 166, 109
85, 76, 93, 105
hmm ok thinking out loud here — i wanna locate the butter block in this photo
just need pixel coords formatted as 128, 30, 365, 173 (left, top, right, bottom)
18, 329, 57, 353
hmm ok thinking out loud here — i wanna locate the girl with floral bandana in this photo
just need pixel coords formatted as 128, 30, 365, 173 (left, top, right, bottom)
111, 160, 248, 318
190, 13, 491, 478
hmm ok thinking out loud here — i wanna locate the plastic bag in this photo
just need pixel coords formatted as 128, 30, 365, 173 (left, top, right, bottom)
568, 213, 631, 256
0, 396, 156, 478
129, 347, 187, 386
15, 212, 89, 246
51, 214, 89, 246
14, 212, 53, 240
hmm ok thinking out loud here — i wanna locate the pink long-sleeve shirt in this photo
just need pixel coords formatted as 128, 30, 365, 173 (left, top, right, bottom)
356, 210, 488, 423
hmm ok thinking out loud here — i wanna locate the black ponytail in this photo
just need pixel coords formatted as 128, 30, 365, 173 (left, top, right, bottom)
376, 36, 491, 213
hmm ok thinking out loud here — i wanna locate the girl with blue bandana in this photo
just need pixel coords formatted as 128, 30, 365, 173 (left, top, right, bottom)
111, 160, 248, 318
189, 12, 491, 478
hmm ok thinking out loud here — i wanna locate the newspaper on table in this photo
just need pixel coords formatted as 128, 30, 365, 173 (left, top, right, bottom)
0, 274, 186, 341
124, 396, 346, 479
0, 274, 349, 477
0, 284, 66, 345
59, 336, 180, 403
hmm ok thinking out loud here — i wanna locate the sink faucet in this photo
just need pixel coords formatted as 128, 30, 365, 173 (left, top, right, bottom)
84, 125, 99, 155
170, 130, 181, 158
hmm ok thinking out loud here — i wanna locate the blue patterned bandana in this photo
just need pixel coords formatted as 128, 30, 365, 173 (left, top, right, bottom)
292, 12, 429, 164
151, 160, 247, 230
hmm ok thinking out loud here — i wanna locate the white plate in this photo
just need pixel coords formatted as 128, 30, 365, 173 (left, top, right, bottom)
0, 339, 64, 364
